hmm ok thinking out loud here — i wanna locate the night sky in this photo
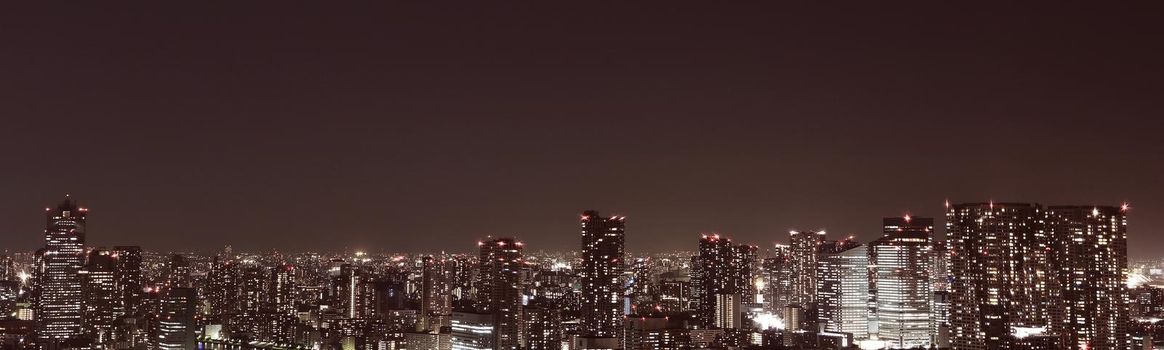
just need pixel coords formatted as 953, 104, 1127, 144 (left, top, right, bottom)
2, 3, 1162, 256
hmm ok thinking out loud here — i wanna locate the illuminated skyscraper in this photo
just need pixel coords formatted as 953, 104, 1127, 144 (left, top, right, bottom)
870, 216, 933, 348
761, 245, 794, 313
789, 230, 825, 307
111, 246, 143, 317
947, 202, 1051, 350
336, 263, 374, 320
81, 249, 117, 345
37, 196, 88, 346
234, 261, 269, 337
207, 256, 239, 319
1045, 205, 1130, 350
154, 287, 197, 349
420, 255, 453, 332
524, 298, 563, 350
165, 254, 191, 289
477, 237, 524, 350
815, 238, 867, 339
579, 210, 626, 341
694, 234, 754, 328
269, 263, 297, 317
930, 240, 951, 346
930, 241, 950, 293
266, 263, 298, 343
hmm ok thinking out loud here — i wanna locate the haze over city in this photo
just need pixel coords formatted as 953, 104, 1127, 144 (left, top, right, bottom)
2, 3, 1162, 257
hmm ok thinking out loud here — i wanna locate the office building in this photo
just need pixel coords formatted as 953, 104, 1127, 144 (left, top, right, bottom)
815, 238, 867, 339
37, 197, 88, 346
870, 216, 933, 348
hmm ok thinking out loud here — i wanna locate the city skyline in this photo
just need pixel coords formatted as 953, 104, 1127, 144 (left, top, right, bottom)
1, 196, 1147, 349
0, 196, 1142, 257
2, 2, 1162, 257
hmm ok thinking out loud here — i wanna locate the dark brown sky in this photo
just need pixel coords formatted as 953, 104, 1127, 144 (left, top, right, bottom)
2, 2, 1162, 256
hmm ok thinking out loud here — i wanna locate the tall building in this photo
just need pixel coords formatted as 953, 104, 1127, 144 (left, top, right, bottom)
111, 246, 143, 317
336, 263, 374, 320
694, 234, 754, 328
81, 249, 117, 345
1045, 206, 1130, 350
477, 237, 524, 350
37, 196, 88, 345
870, 216, 933, 348
165, 254, 191, 289
154, 287, 197, 349
206, 256, 239, 319
815, 238, 867, 339
269, 263, 297, 317
524, 298, 563, 350
789, 230, 825, 307
234, 261, 269, 337
420, 255, 453, 332
947, 202, 1051, 350
266, 263, 298, 343
930, 240, 952, 345
761, 245, 794, 313
1, 255, 15, 282
579, 211, 626, 342
930, 241, 950, 293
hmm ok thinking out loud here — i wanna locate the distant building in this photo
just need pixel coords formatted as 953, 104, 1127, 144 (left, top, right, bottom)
165, 254, 191, 289
335, 263, 375, 319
